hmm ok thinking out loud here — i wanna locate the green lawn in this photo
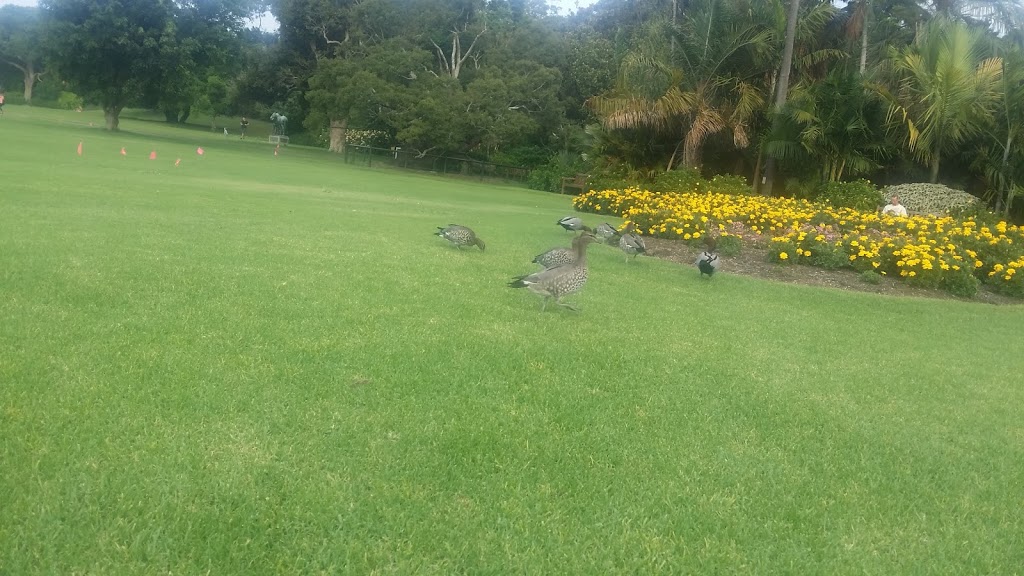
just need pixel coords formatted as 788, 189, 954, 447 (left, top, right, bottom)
2, 105, 1023, 574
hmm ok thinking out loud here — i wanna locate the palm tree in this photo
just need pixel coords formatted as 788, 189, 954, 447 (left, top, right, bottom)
882, 17, 1003, 183
760, 0, 802, 193
766, 68, 890, 181
973, 43, 1024, 215
587, 0, 773, 171
925, 0, 1024, 34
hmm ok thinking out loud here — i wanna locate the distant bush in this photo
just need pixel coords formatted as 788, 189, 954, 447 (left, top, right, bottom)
707, 174, 754, 196
814, 179, 880, 211
57, 91, 84, 111
881, 183, 980, 215
527, 152, 586, 193
651, 168, 703, 194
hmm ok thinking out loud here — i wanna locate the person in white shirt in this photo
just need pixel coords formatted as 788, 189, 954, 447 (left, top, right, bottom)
882, 195, 908, 217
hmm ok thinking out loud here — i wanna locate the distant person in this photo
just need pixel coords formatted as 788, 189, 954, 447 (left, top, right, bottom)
0, 92, 5, 116
239, 116, 249, 139
882, 195, 908, 217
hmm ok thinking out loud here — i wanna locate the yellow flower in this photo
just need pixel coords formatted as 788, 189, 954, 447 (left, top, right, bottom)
872, 262, 880, 268
779, 252, 789, 260
805, 250, 812, 257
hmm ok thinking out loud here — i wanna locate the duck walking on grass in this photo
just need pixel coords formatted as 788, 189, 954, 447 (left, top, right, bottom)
435, 224, 486, 251
618, 222, 646, 263
557, 216, 592, 234
532, 245, 576, 269
696, 236, 719, 278
509, 234, 597, 311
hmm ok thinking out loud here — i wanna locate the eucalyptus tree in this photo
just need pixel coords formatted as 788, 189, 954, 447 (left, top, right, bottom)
154, 0, 264, 123
883, 17, 1003, 183
0, 5, 45, 103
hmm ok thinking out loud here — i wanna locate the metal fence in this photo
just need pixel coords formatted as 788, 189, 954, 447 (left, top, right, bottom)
341, 145, 531, 183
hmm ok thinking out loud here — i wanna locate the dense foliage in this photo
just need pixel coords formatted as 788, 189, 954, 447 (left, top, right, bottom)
1, 0, 1022, 219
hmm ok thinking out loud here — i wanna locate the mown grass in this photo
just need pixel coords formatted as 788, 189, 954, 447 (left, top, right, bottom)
2, 105, 1023, 574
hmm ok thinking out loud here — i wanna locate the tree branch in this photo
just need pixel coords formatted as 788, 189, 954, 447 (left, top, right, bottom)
431, 39, 451, 76
321, 25, 348, 46
1, 57, 28, 74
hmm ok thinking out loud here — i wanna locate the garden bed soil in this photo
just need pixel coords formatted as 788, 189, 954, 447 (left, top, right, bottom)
643, 236, 1020, 306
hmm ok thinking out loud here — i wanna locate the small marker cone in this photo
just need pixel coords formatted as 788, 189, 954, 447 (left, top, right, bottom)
175, 158, 181, 167
77, 141, 83, 156
149, 151, 157, 160
196, 147, 204, 155
120, 147, 127, 156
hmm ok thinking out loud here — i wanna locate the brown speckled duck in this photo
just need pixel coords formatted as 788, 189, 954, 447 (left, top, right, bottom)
509, 234, 597, 311
435, 224, 486, 251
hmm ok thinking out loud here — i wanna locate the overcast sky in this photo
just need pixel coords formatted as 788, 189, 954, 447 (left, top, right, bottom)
0, 0, 600, 29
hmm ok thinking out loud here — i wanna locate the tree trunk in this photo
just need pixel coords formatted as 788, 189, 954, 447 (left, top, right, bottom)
930, 153, 940, 183
104, 106, 122, 131
23, 63, 37, 104
179, 106, 190, 124
774, 0, 801, 111
999, 133, 1013, 215
752, 148, 763, 193
762, 0, 802, 195
329, 118, 348, 153
859, 0, 869, 74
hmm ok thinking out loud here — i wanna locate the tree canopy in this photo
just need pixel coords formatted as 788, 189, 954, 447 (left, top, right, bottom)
3, 0, 1021, 218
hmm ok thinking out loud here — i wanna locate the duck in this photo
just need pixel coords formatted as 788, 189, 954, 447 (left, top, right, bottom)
594, 222, 619, 244
557, 216, 592, 233
696, 236, 719, 278
532, 245, 576, 269
509, 234, 598, 311
435, 224, 486, 251
618, 222, 646, 262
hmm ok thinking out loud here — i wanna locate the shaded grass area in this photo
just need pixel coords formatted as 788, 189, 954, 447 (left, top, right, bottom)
2, 106, 1023, 574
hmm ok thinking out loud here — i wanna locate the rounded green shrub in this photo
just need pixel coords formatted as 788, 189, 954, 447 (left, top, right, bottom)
814, 179, 880, 211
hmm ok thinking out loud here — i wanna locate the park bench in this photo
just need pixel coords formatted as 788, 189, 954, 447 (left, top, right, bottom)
560, 173, 589, 195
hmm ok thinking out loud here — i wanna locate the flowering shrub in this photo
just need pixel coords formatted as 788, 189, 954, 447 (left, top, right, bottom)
573, 186, 1024, 298
880, 183, 980, 215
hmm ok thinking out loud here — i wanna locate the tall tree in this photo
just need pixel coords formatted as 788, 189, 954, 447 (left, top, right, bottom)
766, 68, 890, 181
0, 5, 45, 103
973, 43, 1024, 215
760, 0, 801, 194
883, 17, 1002, 182
588, 0, 775, 171
42, 0, 175, 130
925, 0, 1024, 33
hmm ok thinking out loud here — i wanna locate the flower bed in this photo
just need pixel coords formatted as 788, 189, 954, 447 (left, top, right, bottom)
573, 187, 1024, 298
